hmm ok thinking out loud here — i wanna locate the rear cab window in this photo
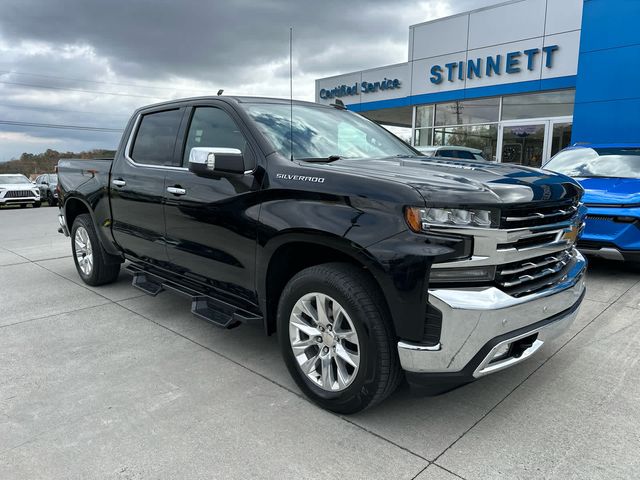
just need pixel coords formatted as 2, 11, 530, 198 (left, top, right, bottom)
130, 108, 183, 166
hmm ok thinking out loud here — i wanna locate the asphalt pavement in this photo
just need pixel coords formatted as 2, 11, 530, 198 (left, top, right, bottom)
1, 206, 639, 479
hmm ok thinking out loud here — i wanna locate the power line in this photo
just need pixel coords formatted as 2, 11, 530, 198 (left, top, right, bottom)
0, 102, 130, 117
0, 69, 216, 94
0, 79, 164, 99
0, 119, 122, 133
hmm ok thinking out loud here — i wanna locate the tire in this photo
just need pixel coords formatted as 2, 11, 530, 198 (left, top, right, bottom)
71, 213, 121, 286
277, 263, 402, 414
19, 203, 26, 208
47, 192, 57, 206
33, 201, 41, 208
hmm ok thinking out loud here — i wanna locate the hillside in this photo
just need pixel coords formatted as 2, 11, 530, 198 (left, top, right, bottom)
0, 149, 117, 176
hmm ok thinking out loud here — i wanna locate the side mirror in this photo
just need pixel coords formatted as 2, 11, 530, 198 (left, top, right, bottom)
188, 147, 246, 176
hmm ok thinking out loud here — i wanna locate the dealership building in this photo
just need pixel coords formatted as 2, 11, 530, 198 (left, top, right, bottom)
315, 0, 639, 166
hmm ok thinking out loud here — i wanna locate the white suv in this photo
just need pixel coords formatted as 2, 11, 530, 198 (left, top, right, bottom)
0, 174, 41, 208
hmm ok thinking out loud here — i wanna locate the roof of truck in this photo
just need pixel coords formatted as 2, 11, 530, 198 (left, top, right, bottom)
138, 95, 329, 111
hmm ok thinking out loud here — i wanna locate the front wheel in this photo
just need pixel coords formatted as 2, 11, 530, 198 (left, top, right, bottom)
277, 263, 402, 414
71, 214, 120, 286
33, 201, 41, 208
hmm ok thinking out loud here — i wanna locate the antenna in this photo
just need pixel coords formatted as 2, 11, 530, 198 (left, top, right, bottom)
289, 27, 293, 161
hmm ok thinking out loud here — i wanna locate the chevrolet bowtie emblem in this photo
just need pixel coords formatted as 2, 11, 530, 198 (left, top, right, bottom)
562, 225, 580, 244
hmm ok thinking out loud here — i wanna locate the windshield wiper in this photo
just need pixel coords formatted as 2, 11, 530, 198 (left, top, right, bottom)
299, 155, 342, 163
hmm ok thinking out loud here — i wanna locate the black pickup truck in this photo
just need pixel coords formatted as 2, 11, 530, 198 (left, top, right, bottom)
57, 96, 587, 413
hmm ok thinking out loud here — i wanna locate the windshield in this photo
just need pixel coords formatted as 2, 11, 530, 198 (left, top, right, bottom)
545, 147, 640, 179
244, 103, 417, 160
1, 175, 31, 184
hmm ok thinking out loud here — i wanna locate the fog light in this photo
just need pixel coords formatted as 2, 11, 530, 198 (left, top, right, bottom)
430, 266, 496, 283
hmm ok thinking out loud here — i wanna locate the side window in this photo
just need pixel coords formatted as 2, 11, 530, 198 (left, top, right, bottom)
130, 109, 183, 166
183, 107, 249, 166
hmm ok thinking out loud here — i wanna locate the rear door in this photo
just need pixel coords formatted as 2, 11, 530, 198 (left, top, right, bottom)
110, 106, 185, 266
163, 101, 262, 304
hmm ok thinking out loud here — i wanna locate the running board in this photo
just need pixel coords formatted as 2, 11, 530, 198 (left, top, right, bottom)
132, 272, 164, 296
126, 264, 262, 329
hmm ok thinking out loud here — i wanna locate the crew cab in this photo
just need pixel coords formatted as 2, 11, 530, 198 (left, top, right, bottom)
57, 96, 587, 413
0, 174, 41, 208
544, 144, 640, 263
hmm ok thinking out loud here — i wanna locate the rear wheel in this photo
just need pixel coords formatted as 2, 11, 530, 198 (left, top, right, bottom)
71, 214, 120, 286
277, 263, 401, 414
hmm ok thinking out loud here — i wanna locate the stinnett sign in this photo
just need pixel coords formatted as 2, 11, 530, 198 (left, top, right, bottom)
429, 45, 559, 84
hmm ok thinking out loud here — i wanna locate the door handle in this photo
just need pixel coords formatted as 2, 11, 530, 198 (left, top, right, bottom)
167, 186, 186, 196
112, 179, 126, 187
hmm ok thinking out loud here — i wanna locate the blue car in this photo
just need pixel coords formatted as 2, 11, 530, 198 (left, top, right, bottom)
544, 144, 640, 263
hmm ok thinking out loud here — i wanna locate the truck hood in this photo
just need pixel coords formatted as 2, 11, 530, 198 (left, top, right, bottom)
576, 177, 640, 206
325, 157, 582, 205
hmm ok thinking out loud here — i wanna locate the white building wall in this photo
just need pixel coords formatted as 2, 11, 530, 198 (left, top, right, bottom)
315, 0, 583, 107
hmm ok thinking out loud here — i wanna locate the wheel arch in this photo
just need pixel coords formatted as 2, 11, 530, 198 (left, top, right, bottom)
63, 196, 92, 232
258, 231, 393, 337
63, 195, 123, 261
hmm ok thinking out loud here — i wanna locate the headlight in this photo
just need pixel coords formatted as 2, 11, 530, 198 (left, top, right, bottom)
33, 189, 40, 197
405, 206, 498, 231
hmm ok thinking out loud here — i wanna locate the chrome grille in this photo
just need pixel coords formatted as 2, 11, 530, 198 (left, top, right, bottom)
501, 201, 578, 229
496, 249, 574, 297
4, 190, 36, 198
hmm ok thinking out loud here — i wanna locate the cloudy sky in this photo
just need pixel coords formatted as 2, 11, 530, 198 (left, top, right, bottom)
0, 0, 497, 161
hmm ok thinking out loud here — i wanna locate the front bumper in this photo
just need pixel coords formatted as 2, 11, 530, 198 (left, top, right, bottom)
398, 250, 586, 393
578, 207, 640, 261
0, 195, 40, 205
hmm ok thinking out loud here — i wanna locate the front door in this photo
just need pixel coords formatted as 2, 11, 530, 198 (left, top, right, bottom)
499, 122, 547, 168
498, 117, 573, 167
163, 103, 262, 306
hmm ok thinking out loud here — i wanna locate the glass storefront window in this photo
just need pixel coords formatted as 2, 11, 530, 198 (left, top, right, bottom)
433, 124, 498, 161
550, 122, 572, 157
414, 128, 433, 146
501, 90, 575, 120
415, 105, 433, 128
435, 98, 500, 126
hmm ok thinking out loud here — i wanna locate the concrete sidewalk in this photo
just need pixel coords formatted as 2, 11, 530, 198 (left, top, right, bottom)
1, 206, 639, 479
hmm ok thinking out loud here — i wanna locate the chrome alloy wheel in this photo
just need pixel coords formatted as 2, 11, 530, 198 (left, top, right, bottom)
289, 292, 361, 392
74, 226, 93, 276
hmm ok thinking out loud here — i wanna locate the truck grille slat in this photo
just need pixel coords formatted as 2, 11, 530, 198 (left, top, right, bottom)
501, 201, 578, 229
496, 249, 575, 297
505, 205, 576, 223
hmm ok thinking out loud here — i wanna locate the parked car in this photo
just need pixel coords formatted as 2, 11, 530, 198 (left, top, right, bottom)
57, 96, 587, 413
417, 145, 489, 161
0, 174, 41, 208
544, 144, 640, 263
34, 173, 59, 206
